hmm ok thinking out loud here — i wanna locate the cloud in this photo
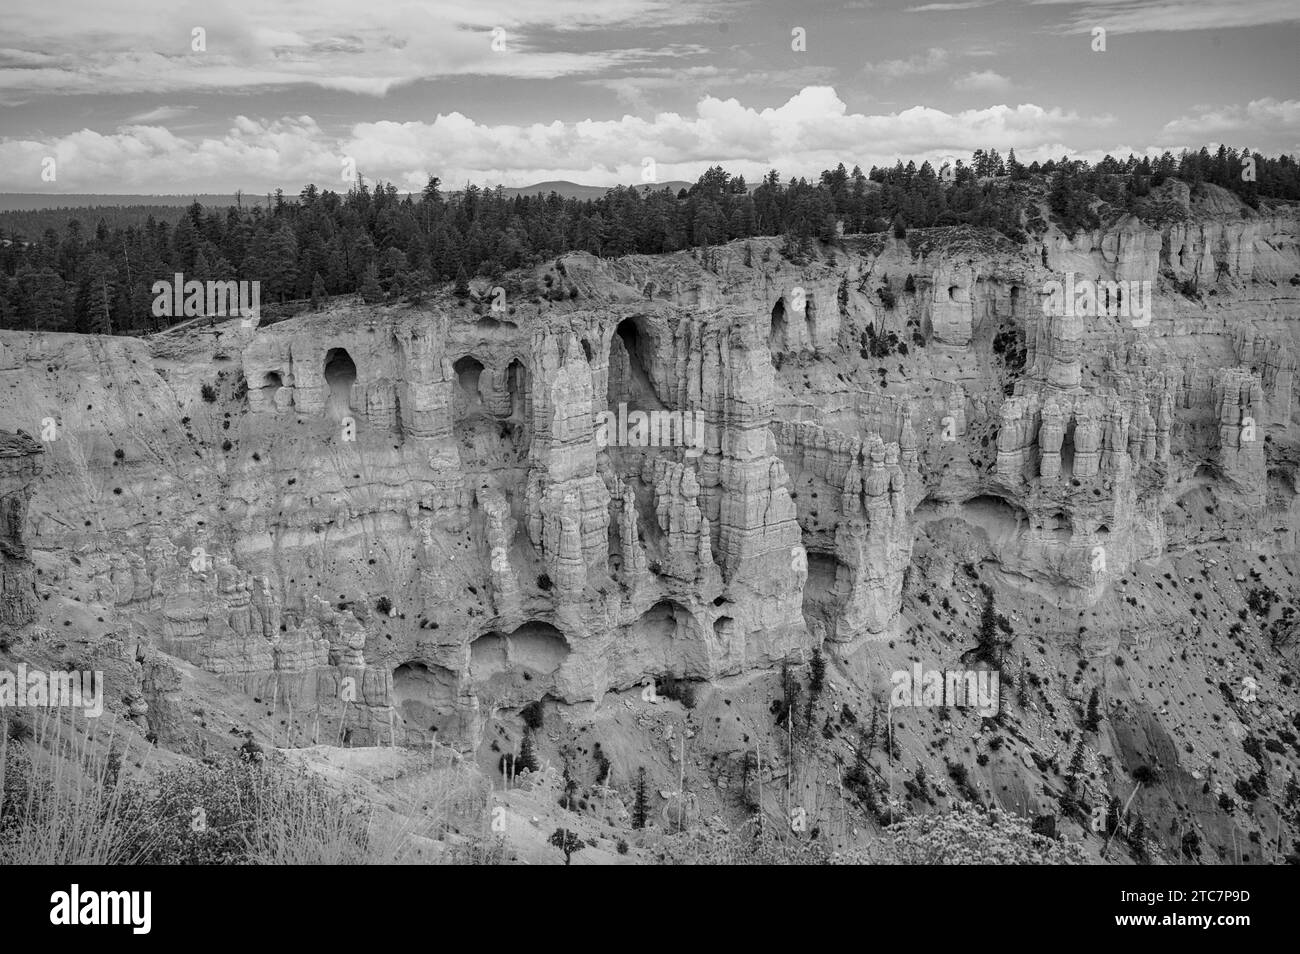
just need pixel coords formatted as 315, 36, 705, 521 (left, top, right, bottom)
1162, 98, 1300, 142
909, 1, 1002, 11
0, 86, 1132, 192
862, 48, 949, 80
954, 70, 1011, 91
1032, 0, 1300, 34
124, 105, 196, 123
0, 0, 728, 96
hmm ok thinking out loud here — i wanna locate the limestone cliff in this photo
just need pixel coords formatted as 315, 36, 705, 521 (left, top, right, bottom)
2, 185, 1298, 781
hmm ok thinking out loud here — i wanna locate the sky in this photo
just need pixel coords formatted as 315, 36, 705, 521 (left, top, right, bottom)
0, 0, 1296, 194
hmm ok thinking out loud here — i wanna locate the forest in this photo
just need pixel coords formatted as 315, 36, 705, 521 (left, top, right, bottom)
1, 145, 1296, 335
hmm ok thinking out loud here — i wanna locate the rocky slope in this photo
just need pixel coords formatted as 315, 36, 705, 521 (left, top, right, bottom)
2, 181, 1299, 863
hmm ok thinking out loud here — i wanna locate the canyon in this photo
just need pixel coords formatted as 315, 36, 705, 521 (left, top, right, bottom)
3, 179, 1299, 863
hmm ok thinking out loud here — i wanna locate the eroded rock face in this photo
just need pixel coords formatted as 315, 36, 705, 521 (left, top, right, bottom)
0, 430, 43, 629
1, 187, 1297, 752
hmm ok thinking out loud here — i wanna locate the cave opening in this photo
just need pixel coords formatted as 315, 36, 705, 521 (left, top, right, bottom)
454, 355, 485, 411
958, 494, 1029, 545
770, 298, 787, 354
607, 316, 662, 413
621, 599, 708, 680
801, 550, 845, 635
324, 348, 357, 407
1060, 420, 1077, 480
469, 621, 569, 705
391, 661, 458, 734
506, 358, 528, 420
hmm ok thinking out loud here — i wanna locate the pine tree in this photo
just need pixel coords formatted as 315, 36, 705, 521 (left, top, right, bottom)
1127, 815, 1148, 861
1067, 741, 1086, 791
1085, 687, 1102, 732
632, 767, 649, 829
310, 272, 327, 310
976, 585, 1001, 670
453, 265, 470, 299
358, 264, 383, 305
517, 731, 539, 774
809, 647, 826, 696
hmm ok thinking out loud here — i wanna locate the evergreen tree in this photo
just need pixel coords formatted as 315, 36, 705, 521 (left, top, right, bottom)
1085, 687, 1102, 732
517, 731, 539, 774
1067, 741, 1087, 791
632, 767, 649, 829
310, 272, 327, 310
976, 585, 1001, 670
5, 149, 1299, 337
358, 264, 383, 304
809, 647, 826, 696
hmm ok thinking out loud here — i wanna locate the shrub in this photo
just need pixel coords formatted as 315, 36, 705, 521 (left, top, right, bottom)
659, 676, 697, 709
887, 802, 1087, 864
374, 595, 393, 616
200, 383, 218, 403
1131, 764, 1162, 786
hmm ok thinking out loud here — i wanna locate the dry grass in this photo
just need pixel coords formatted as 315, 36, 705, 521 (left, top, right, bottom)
0, 709, 156, 864
1, 713, 511, 865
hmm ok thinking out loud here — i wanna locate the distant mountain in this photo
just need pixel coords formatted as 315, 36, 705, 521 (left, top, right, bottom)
497, 180, 693, 200
0, 181, 701, 212
0, 193, 268, 213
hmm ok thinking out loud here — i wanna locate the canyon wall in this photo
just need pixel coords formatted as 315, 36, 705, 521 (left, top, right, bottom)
2, 182, 1298, 752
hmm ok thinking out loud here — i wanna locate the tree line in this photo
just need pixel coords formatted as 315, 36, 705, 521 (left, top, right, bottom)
1, 146, 1295, 334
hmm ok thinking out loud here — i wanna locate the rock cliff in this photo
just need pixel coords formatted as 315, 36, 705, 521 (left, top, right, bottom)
2, 184, 1299, 860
